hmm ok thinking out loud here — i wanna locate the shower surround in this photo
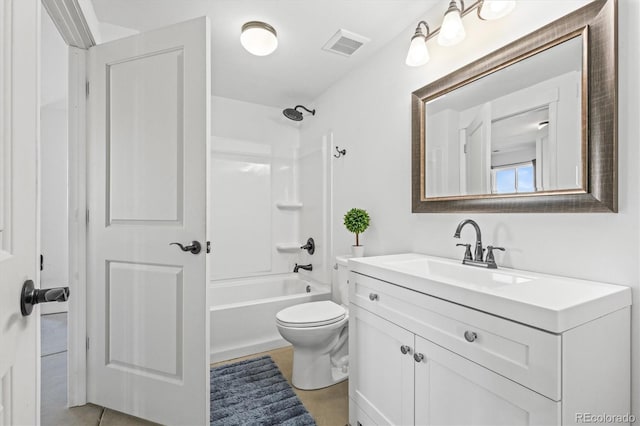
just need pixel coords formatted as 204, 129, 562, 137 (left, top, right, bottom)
209, 96, 332, 361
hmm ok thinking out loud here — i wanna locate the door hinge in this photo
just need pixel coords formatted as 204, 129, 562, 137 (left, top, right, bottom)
463, 143, 468, 154
40, 254, 44, 271
85, 81, 90, 97
207, 241, 211, 254
86, 209, 90, 224
86, 337, 90, 351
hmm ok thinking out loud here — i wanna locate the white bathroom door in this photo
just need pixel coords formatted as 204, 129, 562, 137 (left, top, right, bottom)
0, 1, 40, 424
86, 17, 211, 425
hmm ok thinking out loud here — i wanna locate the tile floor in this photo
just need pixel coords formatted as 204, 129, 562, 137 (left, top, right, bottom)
41, 313, 157, 426
42, 314, 348, 426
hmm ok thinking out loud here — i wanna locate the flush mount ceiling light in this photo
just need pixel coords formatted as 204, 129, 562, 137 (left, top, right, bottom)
240, 21, 278, 56
406, 21, 431, 67
438, 0, 466, 46
406, 0, 516, 67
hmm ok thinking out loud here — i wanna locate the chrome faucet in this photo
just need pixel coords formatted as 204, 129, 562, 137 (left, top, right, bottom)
454, 219, 505, 269
293, 263, 312, 273
453, 219, 484, 261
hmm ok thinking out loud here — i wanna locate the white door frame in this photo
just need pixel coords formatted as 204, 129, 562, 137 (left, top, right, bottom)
41, 0, 95, 407
66, 45, 88, 407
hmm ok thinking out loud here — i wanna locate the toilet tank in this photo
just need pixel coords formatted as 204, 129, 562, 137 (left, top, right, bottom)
334, 256, 351, 306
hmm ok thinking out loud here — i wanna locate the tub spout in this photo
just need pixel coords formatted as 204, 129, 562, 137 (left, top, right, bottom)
294, 263, 312, 273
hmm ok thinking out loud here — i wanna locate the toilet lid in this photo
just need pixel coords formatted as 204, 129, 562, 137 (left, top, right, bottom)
276, 301, 346, 328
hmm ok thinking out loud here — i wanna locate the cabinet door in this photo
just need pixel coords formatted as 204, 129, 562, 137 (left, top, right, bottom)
414, 336, 560, 426
349, 305, 415, 426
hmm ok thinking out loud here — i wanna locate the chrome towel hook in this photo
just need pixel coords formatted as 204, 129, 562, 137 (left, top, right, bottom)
334, 146, 347, 158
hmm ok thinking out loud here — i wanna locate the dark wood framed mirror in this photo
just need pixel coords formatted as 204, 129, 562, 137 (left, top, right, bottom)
412, 0, 617, 213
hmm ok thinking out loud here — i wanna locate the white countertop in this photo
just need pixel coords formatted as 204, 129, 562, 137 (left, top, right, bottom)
348, 253, 632, 333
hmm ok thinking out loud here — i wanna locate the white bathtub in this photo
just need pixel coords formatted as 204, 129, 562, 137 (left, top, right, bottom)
208, 274, 330, 363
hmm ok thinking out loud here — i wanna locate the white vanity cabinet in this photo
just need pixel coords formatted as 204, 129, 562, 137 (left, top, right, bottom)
413, 335, 559, 426
348, 254, 632, 426
349, 304, 559, 426
349, 305, 415, 425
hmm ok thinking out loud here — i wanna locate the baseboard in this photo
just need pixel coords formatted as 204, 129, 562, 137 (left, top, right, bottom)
211, 338, 291, 364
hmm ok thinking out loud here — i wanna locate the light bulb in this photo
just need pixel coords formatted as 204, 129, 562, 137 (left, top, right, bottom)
479, 1, 516, 20
438, 3, 466, 46
406, 35, 430, 67
240, 21, 278, 56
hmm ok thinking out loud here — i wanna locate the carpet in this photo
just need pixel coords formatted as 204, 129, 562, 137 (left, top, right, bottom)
211, 355, 316, 426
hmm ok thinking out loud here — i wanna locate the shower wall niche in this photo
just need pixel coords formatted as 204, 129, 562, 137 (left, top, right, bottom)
210, 96, 303, 280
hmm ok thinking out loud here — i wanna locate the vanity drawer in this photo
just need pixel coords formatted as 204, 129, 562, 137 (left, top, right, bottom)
350, 272, 561, 401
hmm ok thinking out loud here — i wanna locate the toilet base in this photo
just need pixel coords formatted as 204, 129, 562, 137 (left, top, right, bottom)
291, 348, 349, 390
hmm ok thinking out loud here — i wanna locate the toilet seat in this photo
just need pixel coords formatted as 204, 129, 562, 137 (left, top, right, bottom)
276, 301, 346, 328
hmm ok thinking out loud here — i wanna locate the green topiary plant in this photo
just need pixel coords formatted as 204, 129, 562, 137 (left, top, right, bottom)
344, 208, 370, 246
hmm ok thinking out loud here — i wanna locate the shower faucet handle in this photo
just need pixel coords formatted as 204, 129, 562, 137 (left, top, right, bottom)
300, 238, 315, 255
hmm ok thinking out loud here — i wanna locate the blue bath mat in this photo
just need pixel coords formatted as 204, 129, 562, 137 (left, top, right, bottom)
211, 355, 316, 426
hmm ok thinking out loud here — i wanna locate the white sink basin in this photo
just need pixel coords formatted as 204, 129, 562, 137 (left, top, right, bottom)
382, 256, 535, 289
349, 253, 631, 333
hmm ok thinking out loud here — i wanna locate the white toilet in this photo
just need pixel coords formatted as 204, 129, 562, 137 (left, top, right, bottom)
276, 256, 350, 390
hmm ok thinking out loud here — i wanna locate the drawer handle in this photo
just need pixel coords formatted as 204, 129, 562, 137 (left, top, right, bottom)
369, 293, 379, 301
464, 331, 478, 342
413, 353, 424, 363
400, 345, 412, 355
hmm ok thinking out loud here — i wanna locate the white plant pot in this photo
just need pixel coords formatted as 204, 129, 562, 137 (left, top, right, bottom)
351, 245, 365, 258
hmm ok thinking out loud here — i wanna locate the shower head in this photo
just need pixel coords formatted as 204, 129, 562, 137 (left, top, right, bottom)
283, 105, 316, 121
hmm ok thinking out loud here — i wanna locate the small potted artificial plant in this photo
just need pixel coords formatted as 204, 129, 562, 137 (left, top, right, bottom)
344, 208, 370, 257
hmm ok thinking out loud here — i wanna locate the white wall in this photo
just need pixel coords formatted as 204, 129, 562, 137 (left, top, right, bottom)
40, 10, 69, 314
40, 107, 69, 294
210, 96, 302, 280
300, 0, 640, 414
41, 11, 67, 108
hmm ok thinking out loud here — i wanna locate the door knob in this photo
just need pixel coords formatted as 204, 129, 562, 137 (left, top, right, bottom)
20, 280, 70, 316
170, 241, 201, 254
414, 353, 425, 363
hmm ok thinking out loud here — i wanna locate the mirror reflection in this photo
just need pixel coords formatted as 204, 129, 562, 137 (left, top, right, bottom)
424, 36, 584, 199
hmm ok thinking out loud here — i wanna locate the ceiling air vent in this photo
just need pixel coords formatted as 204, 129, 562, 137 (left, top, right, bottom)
322, 29, 370, 57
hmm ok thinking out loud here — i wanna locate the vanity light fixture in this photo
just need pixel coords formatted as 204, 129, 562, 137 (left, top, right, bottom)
406, 0, 516, 67
438, 0, 466, 46
478, 0, 516, 20
406, 21, 431, 67
240, 21, 278, 56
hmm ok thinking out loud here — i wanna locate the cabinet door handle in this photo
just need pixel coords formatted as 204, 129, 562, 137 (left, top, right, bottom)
413, 353, 425, 363
400, 345, 412, 355
464, 331, 478, 342
369, 293, 379, 301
